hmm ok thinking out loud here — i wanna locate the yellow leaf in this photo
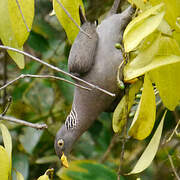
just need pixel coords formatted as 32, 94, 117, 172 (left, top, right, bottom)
37, 168, 54, 180
124, 32, 160, 80
113, 80, 143, 133
127, 0, 151, 11
128, 74, 156, 140
0, 123, 12, 174
150, 0, 180, 32
0, 145, 10, 180
123, 3, 164, 52
8, 0, 35, 47
37, 175, 49, 180
0, 123, 12, 162
112, 96, 127, 133
150, 62, 180, 110
53, 0, 85, 44
127, 111, 166, 174
124, 33, 180, 81
0, 0, 24, 68
16, 171, 24, 180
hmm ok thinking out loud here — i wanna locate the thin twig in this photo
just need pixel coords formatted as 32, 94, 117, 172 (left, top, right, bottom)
0, 45, 115, 97
55, 0, 91, 38
1, 96, 12, 116
15, 0, 30, 32
117, 101, 128, 180
3, 52, 7, 109
117, 136, 126, 180
166, 119, 180, 143
0, 115, 47, 130
0, 74, 91, 92
100, 134, 118, 163
168, 154, 180, 180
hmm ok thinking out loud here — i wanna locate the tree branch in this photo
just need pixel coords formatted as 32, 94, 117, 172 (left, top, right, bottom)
166, 119, 180, 143
168, 154, 180, 180
1, 96, 12, 116
0, 45, 115, 97
0, 96, 47, 130
0, 74, 91, 92
0, 115, 47, 130
100, 134, 118, 163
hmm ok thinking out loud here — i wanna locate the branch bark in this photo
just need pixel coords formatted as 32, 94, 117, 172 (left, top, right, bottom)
0, 45, 115, 97
0, 115, 47, 130
0, 74, 91, 92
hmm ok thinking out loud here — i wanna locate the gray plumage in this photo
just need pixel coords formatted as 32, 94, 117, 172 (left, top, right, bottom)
55, 3, 135, 160
68, 7, 98, 77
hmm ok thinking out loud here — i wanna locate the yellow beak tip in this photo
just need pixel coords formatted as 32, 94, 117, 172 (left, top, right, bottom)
61, 153, 69, 168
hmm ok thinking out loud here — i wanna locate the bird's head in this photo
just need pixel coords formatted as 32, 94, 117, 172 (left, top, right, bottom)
54, 124, 77, 168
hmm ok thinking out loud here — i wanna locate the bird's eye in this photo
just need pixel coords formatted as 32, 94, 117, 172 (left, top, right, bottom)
57, 139, 64, 148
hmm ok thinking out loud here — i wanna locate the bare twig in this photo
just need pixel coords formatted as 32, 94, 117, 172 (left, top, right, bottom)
117, 102, 128, 180
168, 154, 180, 180
3, 52, 7, 109
0, 74, 91, 92
117, 135, 126, 180
100, 134, 118, 163
0, 115, 47, 130
15, 0, 30, 32
1, 96, 12, 116
0, 45, 115, 97
55, 0, 91, 38
166, 119, 180, 143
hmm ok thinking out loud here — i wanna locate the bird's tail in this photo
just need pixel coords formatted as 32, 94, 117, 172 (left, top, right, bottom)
107, 0, 121, 17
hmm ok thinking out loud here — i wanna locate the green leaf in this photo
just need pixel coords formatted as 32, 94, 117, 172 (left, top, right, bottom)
128, 74, 156, 140
35, 155, 58, 164
0, 123, 12, 171
127, 111, 166, 174
123, 3, 164, 52
57, 160, 118, 180
150, 62, 180, 110
12, 154, 29, 180
112, 80, 143, 133
0, 146, 10, 180
53, 0, 85, 43
16, 171, 24, 180
19, 127, 43, 154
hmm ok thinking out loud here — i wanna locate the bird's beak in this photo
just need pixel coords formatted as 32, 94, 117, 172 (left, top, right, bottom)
61, 152, 69, 168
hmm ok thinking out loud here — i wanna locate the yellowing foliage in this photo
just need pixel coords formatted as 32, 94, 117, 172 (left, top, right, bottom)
53, 0, 85, 44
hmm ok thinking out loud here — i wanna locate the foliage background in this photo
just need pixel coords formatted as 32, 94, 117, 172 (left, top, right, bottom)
0, 0, 179, 179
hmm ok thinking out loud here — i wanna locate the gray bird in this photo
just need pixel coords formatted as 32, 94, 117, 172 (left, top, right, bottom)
54, 0, 135, 167
68, 6, 98, 77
